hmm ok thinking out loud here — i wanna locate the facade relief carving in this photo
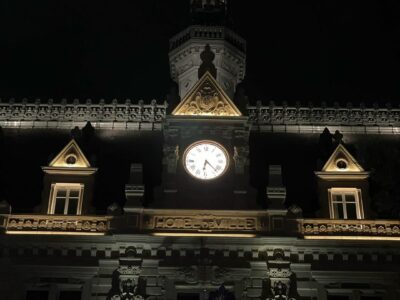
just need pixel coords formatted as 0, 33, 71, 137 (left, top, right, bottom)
211, 267, 232, 285
162, 145, 179, 174
108, 265, 147, 300
181, 79, 233, 116
172, 73, 242, 117
233, 146, 249, 174
264, 250, 298, 300
177, 266, 199, 284
3, 100, 400, 130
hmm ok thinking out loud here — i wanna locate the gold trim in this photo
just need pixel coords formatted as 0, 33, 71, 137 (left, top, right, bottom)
6, 231, 105, 236
321, 144, 365, 172
328, 188, 364, 219
172, 72, 242, 116
42, 167, 97, 176
315, 172, 369, 180
182, 140, 230, 181
152, 232, 256, 238
49, 139, 91, 168
304, 235, 400, 241
48, 183, 84, 215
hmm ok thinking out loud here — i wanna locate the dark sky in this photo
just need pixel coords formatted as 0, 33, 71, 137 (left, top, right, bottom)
1, 1, 400, 105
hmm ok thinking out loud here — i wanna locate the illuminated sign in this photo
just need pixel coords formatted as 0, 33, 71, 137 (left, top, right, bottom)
147, 215, 257, 232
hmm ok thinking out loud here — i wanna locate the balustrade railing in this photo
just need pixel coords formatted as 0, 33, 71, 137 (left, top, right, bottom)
169, 25, 246, 52
299, 219, 400, 238
3, 214, 112, 235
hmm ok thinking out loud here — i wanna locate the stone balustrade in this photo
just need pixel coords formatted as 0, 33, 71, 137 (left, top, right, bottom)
299, 218, 400, 238
169, 25, 246, 52
3, 213, 400, 239
3, 214, 112, 234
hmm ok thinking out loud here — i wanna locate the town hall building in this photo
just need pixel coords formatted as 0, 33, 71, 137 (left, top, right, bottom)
0, 1, 399, 299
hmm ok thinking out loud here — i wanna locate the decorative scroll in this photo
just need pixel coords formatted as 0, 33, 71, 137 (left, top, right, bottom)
5, 214, 111, 234
300, 219, 400, 237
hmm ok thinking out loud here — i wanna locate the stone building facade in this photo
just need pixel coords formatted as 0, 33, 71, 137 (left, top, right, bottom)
0, 1, 399, 300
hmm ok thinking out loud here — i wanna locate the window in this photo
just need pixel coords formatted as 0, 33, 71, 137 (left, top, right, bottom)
49, 183, 84, 215
26, 290, 49, 300
329, 188, 363, 219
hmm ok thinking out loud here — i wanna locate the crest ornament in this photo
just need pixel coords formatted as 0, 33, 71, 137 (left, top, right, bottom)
172, 72, 242, 117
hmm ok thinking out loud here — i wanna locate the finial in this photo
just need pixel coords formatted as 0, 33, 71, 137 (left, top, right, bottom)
198, 44, 217, 79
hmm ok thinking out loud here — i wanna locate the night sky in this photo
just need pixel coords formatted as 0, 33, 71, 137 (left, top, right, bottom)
1, 1, 400, 105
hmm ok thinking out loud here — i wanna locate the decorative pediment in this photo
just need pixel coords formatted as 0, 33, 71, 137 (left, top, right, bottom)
316, 144, 369, 180
49, 139, 91, 168
172, 72, 242, 117
322, 144, 363, 172
43, 139, 97, 175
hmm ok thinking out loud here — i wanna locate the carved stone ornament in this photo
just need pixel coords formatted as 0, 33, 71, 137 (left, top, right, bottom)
177, 266, 198, 284
172, 72, 242, 117
233, 146, 249, 174
163, 145, 179, 174
212, 267, 231, 285
108, 265, 147, 300
4, 98, 400, 130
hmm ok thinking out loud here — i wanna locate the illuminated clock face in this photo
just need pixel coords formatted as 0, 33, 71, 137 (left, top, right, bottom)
183, 141, 229, 180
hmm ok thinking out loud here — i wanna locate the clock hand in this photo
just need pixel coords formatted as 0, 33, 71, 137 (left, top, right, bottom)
205, 160, 217, 172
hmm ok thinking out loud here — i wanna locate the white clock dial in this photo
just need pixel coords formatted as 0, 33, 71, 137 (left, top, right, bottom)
183, 141, 229, 180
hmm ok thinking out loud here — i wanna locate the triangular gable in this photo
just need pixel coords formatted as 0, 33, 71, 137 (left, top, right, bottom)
172, 71, 242, 116
49, 139, 91, 168
322, 144, 364, 172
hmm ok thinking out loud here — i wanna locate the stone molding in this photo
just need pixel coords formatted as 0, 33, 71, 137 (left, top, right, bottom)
0, 99, 166, 130
3, 100, 400, 132
3, 212, 400, 240
169, 25, 246, 54
247, 102, 400, 127
3, 214, 111, 234
300, 219, 400, 238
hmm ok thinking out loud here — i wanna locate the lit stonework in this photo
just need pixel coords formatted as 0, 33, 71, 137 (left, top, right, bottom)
0, 2, 399, 300
172, 72, 242, 117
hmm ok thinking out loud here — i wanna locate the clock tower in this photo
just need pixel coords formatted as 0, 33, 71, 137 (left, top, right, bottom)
151, 1, 255, 210
153, 35, 255, 210
169, 0, 246, 100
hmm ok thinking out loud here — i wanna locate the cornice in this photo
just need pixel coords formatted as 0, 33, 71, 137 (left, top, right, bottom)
42, 166, 98, 176
314, 171, 370, 180
2, 99, 400, 134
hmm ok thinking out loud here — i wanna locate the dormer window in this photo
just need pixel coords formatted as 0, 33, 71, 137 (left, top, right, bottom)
49, 183, 84, 215
41, 139, 97, 215
315, 143, 370, 219
329, 188, 363, 219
